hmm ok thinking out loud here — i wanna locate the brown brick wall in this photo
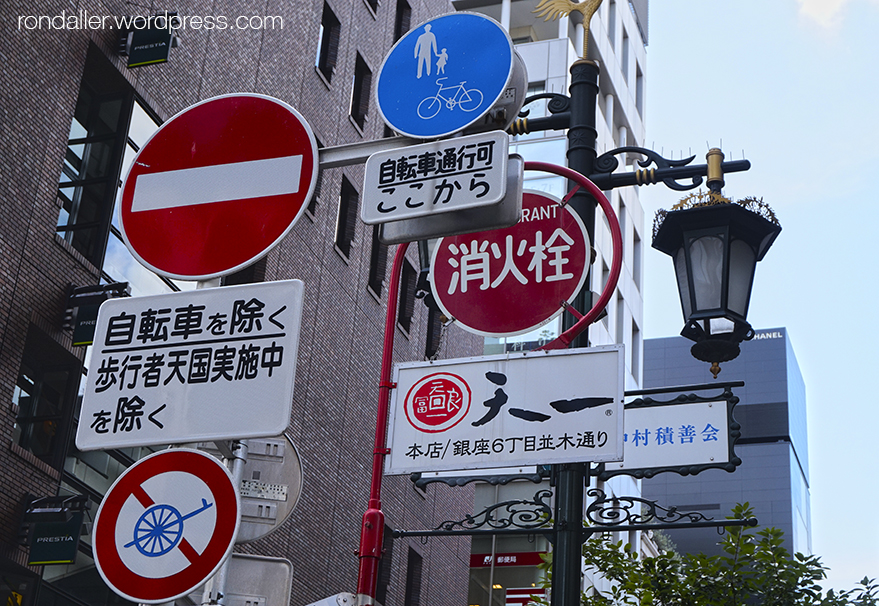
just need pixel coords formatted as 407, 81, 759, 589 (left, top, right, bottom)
1, 0, 483, 604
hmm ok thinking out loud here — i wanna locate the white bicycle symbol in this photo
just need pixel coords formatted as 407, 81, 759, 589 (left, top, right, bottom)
417, 78, 484, 119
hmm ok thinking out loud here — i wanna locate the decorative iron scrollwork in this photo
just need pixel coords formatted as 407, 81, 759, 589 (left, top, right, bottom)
435, 489, 553, 533
595, 146, 702, 191
585, 488, 713, 527
517, 93, 571, 118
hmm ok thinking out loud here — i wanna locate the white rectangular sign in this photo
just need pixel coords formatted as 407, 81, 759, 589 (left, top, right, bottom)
385, 346, 624, 475
76, 280, 304, 451
361, 130, 508, 224
606, 400, 731, 474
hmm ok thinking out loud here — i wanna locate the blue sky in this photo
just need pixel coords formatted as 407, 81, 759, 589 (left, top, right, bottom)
638, 0, 879, 591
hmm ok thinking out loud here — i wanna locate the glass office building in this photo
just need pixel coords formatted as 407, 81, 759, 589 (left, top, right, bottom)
641, 327, 811, 556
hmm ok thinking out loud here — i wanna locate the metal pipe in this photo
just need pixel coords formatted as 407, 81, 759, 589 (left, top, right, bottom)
356, 243, 411, 605
203, 440, 248, 605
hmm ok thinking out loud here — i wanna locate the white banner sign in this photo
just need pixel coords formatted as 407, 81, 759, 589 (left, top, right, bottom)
606, 400, 732, 474
385, 346, 624, 475
76, 280, 303, 451
361, 130, 508, 224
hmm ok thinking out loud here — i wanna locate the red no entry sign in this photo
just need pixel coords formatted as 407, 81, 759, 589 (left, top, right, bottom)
93, 449, 240, 604
430, 190, 590, 336
120, 93, 318, 280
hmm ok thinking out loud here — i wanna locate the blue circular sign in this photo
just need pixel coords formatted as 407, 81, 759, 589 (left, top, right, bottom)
376, 13, 514, 139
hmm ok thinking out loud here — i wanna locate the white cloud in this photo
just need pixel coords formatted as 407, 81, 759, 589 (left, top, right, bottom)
797, 0, 849, 27
798, 0, 879, 27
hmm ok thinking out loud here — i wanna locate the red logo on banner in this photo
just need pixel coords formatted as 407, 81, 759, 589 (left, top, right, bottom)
404, 373, 471, 433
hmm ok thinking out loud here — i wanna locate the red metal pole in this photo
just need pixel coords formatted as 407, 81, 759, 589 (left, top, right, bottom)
356, 242, 410, 605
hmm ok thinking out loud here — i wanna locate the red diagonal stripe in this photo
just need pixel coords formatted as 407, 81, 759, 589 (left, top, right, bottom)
177, 538, 199, 563
132, 484, 155, 508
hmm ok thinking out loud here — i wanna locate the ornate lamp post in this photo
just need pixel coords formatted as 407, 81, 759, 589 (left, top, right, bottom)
652, 149, 781, 377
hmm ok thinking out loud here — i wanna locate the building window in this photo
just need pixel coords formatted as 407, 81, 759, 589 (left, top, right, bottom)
397, 259, 417, 333
633, 228, 642, 290
56, 47, 189, 298
351, 54, 372, 130
404, 548, 423, 606
56, 49, 132, 268
635, 64, 645, 116
621, 29, 630, 82
425, 307, 443, 358
608, 0, 616, 47
364, 0, 379, 15
336, 177, 359, 257
375, 525, 394, 604
368, 225, 389, 296
316, 3, 341, 82
394, 0, 411, 41
11, 327, 80, 469
631, 321, 641, 377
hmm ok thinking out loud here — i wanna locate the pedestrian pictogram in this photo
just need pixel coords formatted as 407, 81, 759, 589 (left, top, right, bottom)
376, 13, 514, 139
119, 93, 318, 280
93, 449, 240, 604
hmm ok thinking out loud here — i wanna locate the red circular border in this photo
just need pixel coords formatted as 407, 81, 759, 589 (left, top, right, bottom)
93, 449, 239, 603
403, 372, 472, 434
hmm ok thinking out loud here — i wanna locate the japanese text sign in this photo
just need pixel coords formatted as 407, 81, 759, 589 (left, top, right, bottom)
385, 346, 624, 475
76, 280, 304, 451
601, 400, 739, 478
362, 131, 508, 225
431, 190, 590, 336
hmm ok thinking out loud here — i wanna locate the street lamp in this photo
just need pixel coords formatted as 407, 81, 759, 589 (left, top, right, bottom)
652, 149, 781, 377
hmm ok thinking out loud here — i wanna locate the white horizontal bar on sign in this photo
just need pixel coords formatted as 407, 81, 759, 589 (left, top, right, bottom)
131, 155, 303, 212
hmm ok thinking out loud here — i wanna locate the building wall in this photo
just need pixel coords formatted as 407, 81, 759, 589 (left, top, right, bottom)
1, 1, 484, 605
641, 328, 812, 557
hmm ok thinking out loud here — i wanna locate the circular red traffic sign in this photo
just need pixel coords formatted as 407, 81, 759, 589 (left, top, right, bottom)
120, 94, 318, 280
94, 449, 240, 604
430, 190, 590, 336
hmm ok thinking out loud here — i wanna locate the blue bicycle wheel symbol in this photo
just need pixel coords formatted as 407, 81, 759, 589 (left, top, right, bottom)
124, 498, 213, 557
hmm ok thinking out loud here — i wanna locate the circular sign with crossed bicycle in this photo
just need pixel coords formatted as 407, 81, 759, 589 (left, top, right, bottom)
93, 449, 240, 604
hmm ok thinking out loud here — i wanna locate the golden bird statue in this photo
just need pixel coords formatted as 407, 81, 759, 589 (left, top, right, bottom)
533, 0, 603, 60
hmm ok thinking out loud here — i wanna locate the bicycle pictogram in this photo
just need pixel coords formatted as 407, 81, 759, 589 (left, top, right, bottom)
417, 78, 484, 119
124, 498, 213, 557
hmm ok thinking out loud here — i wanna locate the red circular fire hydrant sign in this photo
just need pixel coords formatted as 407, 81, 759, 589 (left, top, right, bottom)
430, 190, 590, 336
403, 373, 472, 433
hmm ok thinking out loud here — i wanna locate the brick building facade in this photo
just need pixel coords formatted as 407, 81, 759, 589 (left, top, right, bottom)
1, 1, 482, 604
